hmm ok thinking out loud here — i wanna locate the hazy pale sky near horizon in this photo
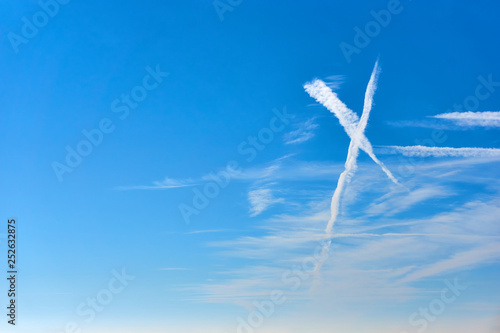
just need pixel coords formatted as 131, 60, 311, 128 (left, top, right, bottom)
1, 0, 500, 332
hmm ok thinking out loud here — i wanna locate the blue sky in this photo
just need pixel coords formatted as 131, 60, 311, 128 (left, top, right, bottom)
1, 0, 500, 332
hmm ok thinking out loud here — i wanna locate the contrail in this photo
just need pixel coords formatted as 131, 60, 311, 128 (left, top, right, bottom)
382, 145, 500, 158
324, 60, 380, 234
308, 60, 392, 273
304, 71, 398, 185
433, 111, 500, 127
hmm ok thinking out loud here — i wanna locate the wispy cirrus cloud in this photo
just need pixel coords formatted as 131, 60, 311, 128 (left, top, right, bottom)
248, 188, 284, 217
115, 177, 196, 190
323, 74, 346, 91
184, 149, 499, 333
388, 111, 500, 129
284, 118, 318, 145
380, 145, 500, 158
433, 111, 500, 128
398, 242, 500, 283
185, 229, 232, 235
157, 267, 191, 271
114, 155, 342, 193
366, 185, 450, 217
386, 119, 459, 130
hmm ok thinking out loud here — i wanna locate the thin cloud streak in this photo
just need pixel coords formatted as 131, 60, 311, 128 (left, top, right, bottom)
284, 118, 318, 144
398, 242, 500, 283
382, 145, 500, 158
185, 229, 232, 235
115, 177, 196, 190
387, 111, 500, 129
115, 184, 194, 190
433, 111, 500, 127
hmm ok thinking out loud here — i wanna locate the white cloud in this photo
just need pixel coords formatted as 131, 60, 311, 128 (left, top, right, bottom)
303, 69, 398, 184
115, 177, 196, 190
386, 119, 458, 130
366, 185, 450, 216
381, 145, 500, 158
303, 60, 400, 274
185, 229, 231, 235
398, 242, 500, 283
387, 111, 500, 129
284, 118, 318, 144
248, 188, 284, 217
433, 111, 500, 127
323, 74, 346, 91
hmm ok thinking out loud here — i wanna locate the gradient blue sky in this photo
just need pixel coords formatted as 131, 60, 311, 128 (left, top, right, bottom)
1, 0, 500, 332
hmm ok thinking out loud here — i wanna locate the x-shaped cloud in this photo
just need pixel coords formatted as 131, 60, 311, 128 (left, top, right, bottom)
304, 60, 398, 236
303, 61, 400, 276
304, 62, 398, 186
